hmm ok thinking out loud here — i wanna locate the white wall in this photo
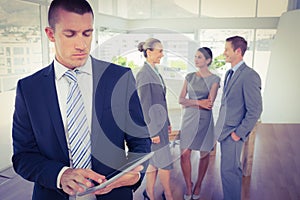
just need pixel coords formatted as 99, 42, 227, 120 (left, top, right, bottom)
0, 91, 15, 171
261, 10, 300, 123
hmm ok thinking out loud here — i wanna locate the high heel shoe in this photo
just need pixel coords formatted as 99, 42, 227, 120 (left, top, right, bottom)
143, 190, 150, 200
184, 181, 193, 200
192, 194, 200, 200
183, 194, 192, 200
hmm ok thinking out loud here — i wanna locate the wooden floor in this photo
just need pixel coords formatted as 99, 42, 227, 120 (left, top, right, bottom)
1, 124, 300, 200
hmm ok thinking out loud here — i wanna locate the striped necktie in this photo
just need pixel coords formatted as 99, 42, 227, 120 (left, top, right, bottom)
65, 69, 91, 169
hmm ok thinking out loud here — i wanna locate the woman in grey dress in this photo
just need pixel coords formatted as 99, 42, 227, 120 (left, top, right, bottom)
179, 47, 220, 200
136, 38, 174, 200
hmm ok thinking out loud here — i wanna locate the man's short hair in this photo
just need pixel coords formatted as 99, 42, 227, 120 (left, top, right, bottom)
48, 0, 94, 29
226, 36, 248, 56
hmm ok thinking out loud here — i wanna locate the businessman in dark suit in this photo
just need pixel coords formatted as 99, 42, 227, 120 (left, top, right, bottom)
215, 36, 262, 200
11, 0, 151, 200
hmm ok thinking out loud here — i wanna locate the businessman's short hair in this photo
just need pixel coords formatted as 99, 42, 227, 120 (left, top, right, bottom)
48, 0, 94, 29
226, 36, 248, 56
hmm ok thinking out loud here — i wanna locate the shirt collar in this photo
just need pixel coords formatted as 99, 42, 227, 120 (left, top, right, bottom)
54, 56, 92, 80
232, 60, 244, 72
145, 61, 159, 75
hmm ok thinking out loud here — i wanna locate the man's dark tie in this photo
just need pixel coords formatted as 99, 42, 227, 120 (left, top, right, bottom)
224, 69, 234, 89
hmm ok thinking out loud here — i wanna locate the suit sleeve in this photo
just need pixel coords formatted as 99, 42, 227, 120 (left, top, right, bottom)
123, 69, 151, 151
235, 71, 263, 141
12, 80, 65, 191
122, 70, 151, 191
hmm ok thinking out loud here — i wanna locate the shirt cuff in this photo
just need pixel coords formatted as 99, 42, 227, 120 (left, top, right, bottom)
137, 172, 141, 181
57, 166, 70, 189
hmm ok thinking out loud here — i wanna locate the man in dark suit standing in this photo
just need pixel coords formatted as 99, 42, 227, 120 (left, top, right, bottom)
11, 0, 151, 200
215, 36, 262, 200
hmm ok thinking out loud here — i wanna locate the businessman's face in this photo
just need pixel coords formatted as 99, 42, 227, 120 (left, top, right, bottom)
45, 9, 94, 69
223, 41, 236, 64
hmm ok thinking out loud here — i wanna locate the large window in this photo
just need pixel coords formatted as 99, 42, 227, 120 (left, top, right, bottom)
93, 28, 277, 129
0, 0, 43, 171
0, 0, 42, 92
199, 29, 254, 68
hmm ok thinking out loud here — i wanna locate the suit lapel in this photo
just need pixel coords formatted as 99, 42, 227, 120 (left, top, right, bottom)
224, 64, 246, 95
145, 63, 158, 82
144, 63, 166, 94
91, 57, 108, 123
42, 64, 69, 159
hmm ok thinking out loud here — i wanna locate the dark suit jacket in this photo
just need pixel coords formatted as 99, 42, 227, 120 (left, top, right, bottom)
12, 57, 151, 200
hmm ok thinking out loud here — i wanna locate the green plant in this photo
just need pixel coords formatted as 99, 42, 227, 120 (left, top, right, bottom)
127, 60, 139, 70
210, 54, 226, 70
112, 56, 127, 66
112, 56, 140, 73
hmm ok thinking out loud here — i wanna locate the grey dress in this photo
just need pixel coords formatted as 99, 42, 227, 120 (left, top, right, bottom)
180, 72, 220, 151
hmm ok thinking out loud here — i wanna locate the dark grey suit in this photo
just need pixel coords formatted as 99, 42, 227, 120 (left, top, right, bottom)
215, 63, 262, 200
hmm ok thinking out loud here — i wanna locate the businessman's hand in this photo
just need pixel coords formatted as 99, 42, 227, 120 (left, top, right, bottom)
93, 165, 143, 195
231, 132, 241, 141
60, 168, 105, 196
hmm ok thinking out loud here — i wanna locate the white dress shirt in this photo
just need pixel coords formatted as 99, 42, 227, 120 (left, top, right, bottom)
54, 56, 96, 200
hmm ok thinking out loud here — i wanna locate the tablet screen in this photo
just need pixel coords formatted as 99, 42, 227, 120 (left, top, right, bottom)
77, 152, 154, 196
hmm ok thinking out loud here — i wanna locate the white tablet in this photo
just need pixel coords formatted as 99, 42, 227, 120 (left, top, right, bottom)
77, 152, 154, 196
